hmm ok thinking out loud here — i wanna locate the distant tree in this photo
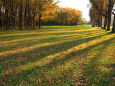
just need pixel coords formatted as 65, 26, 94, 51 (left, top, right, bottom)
44, 7, 82, 26
34, 0, 57, 28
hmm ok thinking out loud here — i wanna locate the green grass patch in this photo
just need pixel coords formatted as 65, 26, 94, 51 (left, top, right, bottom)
0, 25, 115, 86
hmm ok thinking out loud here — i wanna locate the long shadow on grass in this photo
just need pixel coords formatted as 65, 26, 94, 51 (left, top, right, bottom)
0, 31, 107, 52
0, 35, 114, 85
0, 30, 98, 41
35, 37, 115, 85
0, 35, 81, 52
0, 30, 108, 55
0, 30, 100, 42
0, 32, 111, 72
0, 30, 105, 48
81, 38, 115, 86
53, 37, 115, 85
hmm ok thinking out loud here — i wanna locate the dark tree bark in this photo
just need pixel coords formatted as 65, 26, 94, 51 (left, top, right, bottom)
24, 0, 28, 29
104, 16, 107, 29
112, 14, 115, 33
19, 0, 23, 30
38, 14, 41, 28
100, 16, 102, 27
11, 0, 15, 30
5, 8, 9, 30
2, 0, 5, 30
27, 0, 30, 30
98, 16, 102, 27
107, 0, 112, 31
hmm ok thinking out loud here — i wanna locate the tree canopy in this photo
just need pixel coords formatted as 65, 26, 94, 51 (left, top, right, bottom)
0, 0, 83, 30
89, 0, 115, 32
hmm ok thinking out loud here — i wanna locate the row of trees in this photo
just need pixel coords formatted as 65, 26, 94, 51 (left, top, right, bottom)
0, 0, 58, 30
89, 0, 115, 33
42, 8, 82, 26
0, 0, 83, 30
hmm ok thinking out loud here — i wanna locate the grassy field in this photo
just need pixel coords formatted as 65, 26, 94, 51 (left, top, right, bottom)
0, 25, 115, 86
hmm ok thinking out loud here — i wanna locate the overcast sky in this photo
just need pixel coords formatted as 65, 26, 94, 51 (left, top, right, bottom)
58, 0, 91, 21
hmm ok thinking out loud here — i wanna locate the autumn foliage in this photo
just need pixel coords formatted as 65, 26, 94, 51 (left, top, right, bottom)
42, 7, 82, 26
0, 0, 82, 30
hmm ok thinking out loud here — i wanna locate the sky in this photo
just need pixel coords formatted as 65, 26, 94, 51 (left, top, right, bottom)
58, 0, 91, 21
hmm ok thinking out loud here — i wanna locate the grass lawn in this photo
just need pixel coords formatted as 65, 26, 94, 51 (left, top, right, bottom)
0, 25, 115, 86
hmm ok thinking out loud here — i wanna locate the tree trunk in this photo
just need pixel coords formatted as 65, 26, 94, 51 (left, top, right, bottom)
19, 0, 23, 30
33, 14, 35, 30
112, 14, 115, 33
107, 0, 112, 31
11, 0, 14, 30
100, 16, 102, 27
38, 14, 41, 29
5, 8, 9, 30
97, 16, 102, 27
2, 11, 5, 30
24, 0, 27, 29
104, 16, 107, 29
107, 12, 111, 31
27, 0, 29, 29
2, 0, 5, 30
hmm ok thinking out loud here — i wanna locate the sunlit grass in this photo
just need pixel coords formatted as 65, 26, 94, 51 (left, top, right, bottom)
0, 25, 115, 85
0, 31, 104, 45
0, 31, 108, 55
0, 28, 95, 37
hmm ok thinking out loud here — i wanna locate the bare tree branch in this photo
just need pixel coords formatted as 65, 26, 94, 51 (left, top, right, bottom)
90, 0, 106, 17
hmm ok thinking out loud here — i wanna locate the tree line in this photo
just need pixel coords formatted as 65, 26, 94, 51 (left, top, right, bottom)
43, 7, 82, 26
0, 0, 57, 30
0, 0, 83, 30
89, 0, 115, 33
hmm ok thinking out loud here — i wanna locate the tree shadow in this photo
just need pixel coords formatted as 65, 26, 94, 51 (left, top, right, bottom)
0, 36, 114, 86
0, 32, 111, 72
74, 37, 115, 86
0, 29, 101, 42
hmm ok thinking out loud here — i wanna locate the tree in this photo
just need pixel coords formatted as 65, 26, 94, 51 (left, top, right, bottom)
112, 9, 115, 33
0, 0, 58, 30
19, 0, 23, 30
89, 6, 102, 27
47, 7, 82, 26
89, 0, 115, 32
106, 0, 114, 31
